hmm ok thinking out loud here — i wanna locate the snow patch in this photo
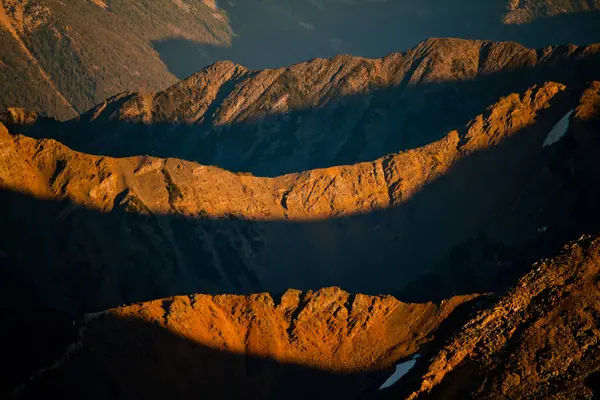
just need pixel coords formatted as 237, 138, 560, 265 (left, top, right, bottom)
543, 109, 574, 148
378, 354, 420, 390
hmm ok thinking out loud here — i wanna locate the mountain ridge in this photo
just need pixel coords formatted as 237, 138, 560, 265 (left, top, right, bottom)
28, 38, 600, 177
2, 76, 599, 312
2, 1, 600, 119
1, 27, 600, 400
9, 235, 600, 399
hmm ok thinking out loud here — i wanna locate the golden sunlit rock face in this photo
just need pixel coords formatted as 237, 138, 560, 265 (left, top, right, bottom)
405, 235, 600, 399
503, 0, 600, 24
0, 81, 569, 219
2, 77, 594, 310
68, 288, 476, 399
1, 30, 600, 399
12, 237, 600, 399
66, 39, 600, 177
103, 288, 475, 373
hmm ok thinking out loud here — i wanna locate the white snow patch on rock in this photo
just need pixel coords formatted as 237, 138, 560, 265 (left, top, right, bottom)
378, 354, 420, 390
543, 109, 574, 147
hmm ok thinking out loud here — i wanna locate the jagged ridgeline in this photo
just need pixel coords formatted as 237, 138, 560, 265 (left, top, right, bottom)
7, 236, 600, 398
1, 0, 600, 119
1, 22, 600, 399
1, 38, 600, 314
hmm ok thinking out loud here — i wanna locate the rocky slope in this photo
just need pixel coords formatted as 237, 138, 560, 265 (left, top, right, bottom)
2, 77, 600, 313
8, 289, 475, 399
397, 234, 600, 399
9, 235, 600, 399
35, 38, 600, 176
503, 0, 600, 24
0, 0, 231, 119
0, 28, 599, 400
2, 1, 600, 119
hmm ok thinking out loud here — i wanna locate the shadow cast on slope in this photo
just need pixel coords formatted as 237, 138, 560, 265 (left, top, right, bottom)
4, 295, 489, 399
2, 91, 600, 314
15, 48, 600, 177
2, 309, 387, 400
152, 1, 600, 76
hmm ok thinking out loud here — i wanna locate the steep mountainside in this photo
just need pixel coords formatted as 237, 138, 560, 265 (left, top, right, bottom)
8, 235, 600, 399
2, 1, 600, 119
400, 234, 600, 399
45, 39, 600, 177
9, 289, 477, 399
2, 77, 600, 313
0, 0, 231, 119
1, 24, 600, 400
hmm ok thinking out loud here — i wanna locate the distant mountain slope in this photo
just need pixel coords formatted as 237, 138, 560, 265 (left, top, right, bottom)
0, 21, 76, 119
1, 1, 600, 119
504, 0, 600, 24
198, 0, 600, 71
0, 0, 231, 119
56, 38, 600, 176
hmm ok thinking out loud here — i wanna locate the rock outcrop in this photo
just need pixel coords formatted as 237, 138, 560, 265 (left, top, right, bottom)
401, 234, 600, 399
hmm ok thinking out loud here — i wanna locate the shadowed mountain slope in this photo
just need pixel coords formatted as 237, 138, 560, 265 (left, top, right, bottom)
25, 38, 599, 177
2, 80, 600, 313
8, 235, 600, 399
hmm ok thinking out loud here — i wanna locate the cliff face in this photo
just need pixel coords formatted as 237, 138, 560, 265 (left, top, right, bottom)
72, 290, 475, 399
8, 288, 479, 399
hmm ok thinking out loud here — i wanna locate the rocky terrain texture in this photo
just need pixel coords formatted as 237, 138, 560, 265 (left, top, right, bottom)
0, 0, 231, 119
1, 75, 600, 314
42, 39, 600, 176
7, 289, 476, 399
504, 0, 600, 23
2, 1, 600, 119
7, 236, 600, 399
397, 234, 600, 399
1, 34, 600, 399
